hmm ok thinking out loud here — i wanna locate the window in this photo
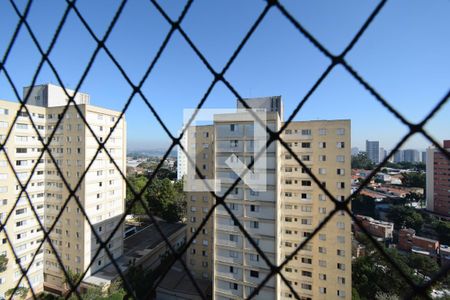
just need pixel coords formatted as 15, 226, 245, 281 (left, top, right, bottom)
250, 205, 259, 212
337, 182, 345, 189
338, 277, 346, 284
319, 155, 326, 162
16, 208, 26, 215
230, 140, 238, 147
301, 283, 312, 290
229, 266, 236, 273
301, 129, 311, 136
337, 236, 345, 243
301, 257, 312, 264
285, 129, 292, 134
336, 155, 345, 162
301, 193, 311, 200
16, 123, 28, 130
319, 234, 326, 241
337, 142, 345, 148
337, 290, 346, 297
337, 168, 345, 175
230, 282, 238, 290
337, 263, 346, 270
319, 207, 326, 214
250, 270, 259, 278
301, 180, 311, 186
15, 136, 28, 142
15, 160, 27, 166
0, 108, 8, 115
285, 154, 292, 159
250, 254, 259, 262
250, 221, 259, 229
230, 124, 235, 132
319, 260, 327, 267
319, 168, 326, 175
229, 250, 238, 258
336, 128, 345, 135
301, 205, 312, 212
319, 273, 327, 280
319, 287, 327, 294
302, 270, 312, 277
318, 247, 327, 254
337, 222, 345, 229
301, 142, 311, 148
337, 249, 345, 257
301, 155, 310, 161
229, 234, 238, 242
319, 142, 326, 148
0, 121, 8, 129
318, 128, 327, 135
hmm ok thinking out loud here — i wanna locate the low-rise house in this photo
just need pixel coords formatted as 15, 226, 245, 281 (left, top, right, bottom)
398, 228, 439, 257
354, 215, 394, 242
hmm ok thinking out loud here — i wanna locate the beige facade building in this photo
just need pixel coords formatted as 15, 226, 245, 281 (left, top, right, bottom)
182, 97, 351, 300
185, 125, 215, 280
0, 84, 126, 298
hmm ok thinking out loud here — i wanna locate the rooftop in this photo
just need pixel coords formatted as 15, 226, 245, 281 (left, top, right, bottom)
84, 220, 185, 286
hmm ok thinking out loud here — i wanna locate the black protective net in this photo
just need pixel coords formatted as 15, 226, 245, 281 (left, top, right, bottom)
0, 0, 449, 299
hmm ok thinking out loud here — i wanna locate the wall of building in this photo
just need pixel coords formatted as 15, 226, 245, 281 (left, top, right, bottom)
0, 85, 125, 298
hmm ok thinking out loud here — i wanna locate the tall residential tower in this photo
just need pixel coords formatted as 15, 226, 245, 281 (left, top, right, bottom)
0, 84, 126, 297
183, 97, 351, 300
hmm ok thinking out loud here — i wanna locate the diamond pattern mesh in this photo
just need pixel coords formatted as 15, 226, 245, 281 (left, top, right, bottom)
0, 0, 448, 299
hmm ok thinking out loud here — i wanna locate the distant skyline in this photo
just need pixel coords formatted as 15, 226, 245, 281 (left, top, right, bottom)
1, 0, 449, 151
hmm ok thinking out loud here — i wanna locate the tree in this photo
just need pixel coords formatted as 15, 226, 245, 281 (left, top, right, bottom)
433, 220, 450, 245
352, 243, 431, 299
126, 175, 149, 215
352, 195, 377, 218
5, 287, 29, 299
407, 253, 439, 279
404, 192, 423, 206
63, 269, 82, 289
387, 206, 423, 232
154, 168, 177, 180
0, 254, 8, 272
126, 264, 151, 299
147, 178, 186, 223
352, 153, 375, 169
401, 172, 425, 188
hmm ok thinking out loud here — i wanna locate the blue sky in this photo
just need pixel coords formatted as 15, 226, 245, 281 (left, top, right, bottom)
0, 0, 449, 152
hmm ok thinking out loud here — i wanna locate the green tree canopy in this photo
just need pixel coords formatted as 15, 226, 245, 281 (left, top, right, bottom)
401, 172, 426, 188
5, 287, 29, 299
126, 175, 149, 215
0, 254, 8, 272
147, 178, 186, 223
352, 152, 375, 169
126, 175, 186, 223
387, 205, 423, 232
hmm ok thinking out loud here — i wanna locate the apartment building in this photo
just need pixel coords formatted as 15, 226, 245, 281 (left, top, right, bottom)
183, 96, 351, 300
0, 84, 126, 297
365, 140, 379, 164
426, 140, 450, 219
185, 125, 215, 280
